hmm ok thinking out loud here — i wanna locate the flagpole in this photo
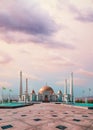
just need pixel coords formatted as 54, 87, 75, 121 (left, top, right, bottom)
9, 89, 12, 102
2, 87, 6, 103
2, 87, 3, 103
8, 89, 10, 103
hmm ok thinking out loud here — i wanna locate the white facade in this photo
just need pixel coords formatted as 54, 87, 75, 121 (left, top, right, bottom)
21, 88, 71, 102
35, 91, 57, 102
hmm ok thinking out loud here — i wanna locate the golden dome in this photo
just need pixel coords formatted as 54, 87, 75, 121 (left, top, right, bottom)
38, 86, 54, 94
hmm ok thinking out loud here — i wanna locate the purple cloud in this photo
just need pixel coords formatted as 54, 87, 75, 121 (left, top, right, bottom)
0, 7, 57, 36
0, 1, 75, 50
0, 30, 75, 50
69, 4, 93, 22
30, 36, 75, 50
76, 12, 93, 22
45, 41, 75, 50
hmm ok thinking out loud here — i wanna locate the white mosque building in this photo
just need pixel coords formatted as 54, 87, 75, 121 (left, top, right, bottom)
19, 71, 74, 103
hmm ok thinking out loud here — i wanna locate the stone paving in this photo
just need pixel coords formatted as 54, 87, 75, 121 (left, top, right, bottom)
0, 103, 93, 130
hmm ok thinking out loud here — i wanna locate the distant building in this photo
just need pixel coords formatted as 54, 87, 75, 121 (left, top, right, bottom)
19, 71, 74, 103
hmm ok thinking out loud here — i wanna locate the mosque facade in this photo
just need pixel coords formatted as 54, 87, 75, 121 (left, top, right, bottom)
19, 72, 74, 103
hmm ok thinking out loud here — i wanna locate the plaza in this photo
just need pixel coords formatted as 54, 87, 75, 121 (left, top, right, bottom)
0, 103, 93, 130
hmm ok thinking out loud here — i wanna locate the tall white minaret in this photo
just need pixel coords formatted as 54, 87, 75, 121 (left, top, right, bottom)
20, 71, 23, 100
70, 72, 74, 102
26, 78, 28, 96
64, 79, 67, 95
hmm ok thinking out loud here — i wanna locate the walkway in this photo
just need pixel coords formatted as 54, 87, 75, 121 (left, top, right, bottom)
0, 103, 93, 130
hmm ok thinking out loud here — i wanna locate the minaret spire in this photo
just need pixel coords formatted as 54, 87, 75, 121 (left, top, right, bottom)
70, 72, 74, 102
26, 78, 28, 96
46, 82, 47, 86
64, 79, 67, 95
20, 71, 22, 100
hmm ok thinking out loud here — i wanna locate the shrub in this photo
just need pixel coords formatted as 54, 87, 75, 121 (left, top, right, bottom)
87, 99, 93, 103
75, 99, 85, 103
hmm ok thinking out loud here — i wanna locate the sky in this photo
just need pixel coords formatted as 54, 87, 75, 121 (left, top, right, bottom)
0, 0, 93, 98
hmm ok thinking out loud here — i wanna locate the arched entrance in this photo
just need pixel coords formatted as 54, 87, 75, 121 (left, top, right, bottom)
44, 95, 48, 102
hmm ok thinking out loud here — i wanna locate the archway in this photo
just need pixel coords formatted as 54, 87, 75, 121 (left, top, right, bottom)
44, 95, 48, 102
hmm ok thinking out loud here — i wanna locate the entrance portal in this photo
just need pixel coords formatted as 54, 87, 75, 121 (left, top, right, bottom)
44, 95, 48, 102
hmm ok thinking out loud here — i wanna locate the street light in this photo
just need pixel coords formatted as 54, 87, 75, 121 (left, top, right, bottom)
89, 88, 91, 98
2, 87, 6, 103
9, 89, 12, 102
82, 90, 85, 103
82, 90, 85, 98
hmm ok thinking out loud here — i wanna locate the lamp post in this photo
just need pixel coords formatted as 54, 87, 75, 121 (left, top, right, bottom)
2, 87, 6, 103
9, 89, 12, 102
82, 90, 85, 97
82, 90, 85, 103
2, 88, 3, 103
89, 88, 91, 98
25, 91, 27, 104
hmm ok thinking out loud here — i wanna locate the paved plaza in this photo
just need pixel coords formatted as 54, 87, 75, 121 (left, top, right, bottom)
0, 103, 93, 130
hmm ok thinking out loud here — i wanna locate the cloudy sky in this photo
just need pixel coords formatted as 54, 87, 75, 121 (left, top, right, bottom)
0, 0, 93, 97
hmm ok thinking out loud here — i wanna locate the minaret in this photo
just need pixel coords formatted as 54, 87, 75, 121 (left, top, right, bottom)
70, 72, 74, 102
64, 79, 67, 95
26, 78, 28, 96
20, 71, 22, 100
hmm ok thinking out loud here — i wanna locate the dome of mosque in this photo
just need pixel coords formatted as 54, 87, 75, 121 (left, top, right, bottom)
38, 86, 54, 94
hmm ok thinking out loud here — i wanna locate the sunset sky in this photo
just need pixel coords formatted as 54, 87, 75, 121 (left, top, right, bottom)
0, 0, 93, 98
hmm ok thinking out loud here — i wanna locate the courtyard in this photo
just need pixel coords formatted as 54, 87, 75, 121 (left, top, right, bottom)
0, 103, 93, 130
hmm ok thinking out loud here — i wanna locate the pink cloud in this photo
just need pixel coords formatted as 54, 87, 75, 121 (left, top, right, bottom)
76, 69, 93, 78
0, 81, 12, 87
22, 72, 41, 81
0, 51, 13, 64
74, 77, 87, 87
31, 55, 75, 72
55, 80, 65, 86
56, 77, 88, 87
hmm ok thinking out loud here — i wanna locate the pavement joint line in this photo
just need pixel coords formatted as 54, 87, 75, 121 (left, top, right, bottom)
0, 118, 16, 124
59, 118, 91, 128
11, 117, 34, 127
11, 116, 54, 127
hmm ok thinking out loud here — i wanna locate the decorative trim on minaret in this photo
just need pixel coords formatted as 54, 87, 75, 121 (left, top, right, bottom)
20, 71, 22, 100
64, 79, 67, 94
70, 72, 74, 102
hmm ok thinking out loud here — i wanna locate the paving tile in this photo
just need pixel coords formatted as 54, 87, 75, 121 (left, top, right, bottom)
56, 125, 67, 129
0, 103, 93, 130
1, 124, 13, 129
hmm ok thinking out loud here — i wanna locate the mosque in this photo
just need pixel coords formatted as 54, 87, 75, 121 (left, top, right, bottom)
19, 71, 74, 103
